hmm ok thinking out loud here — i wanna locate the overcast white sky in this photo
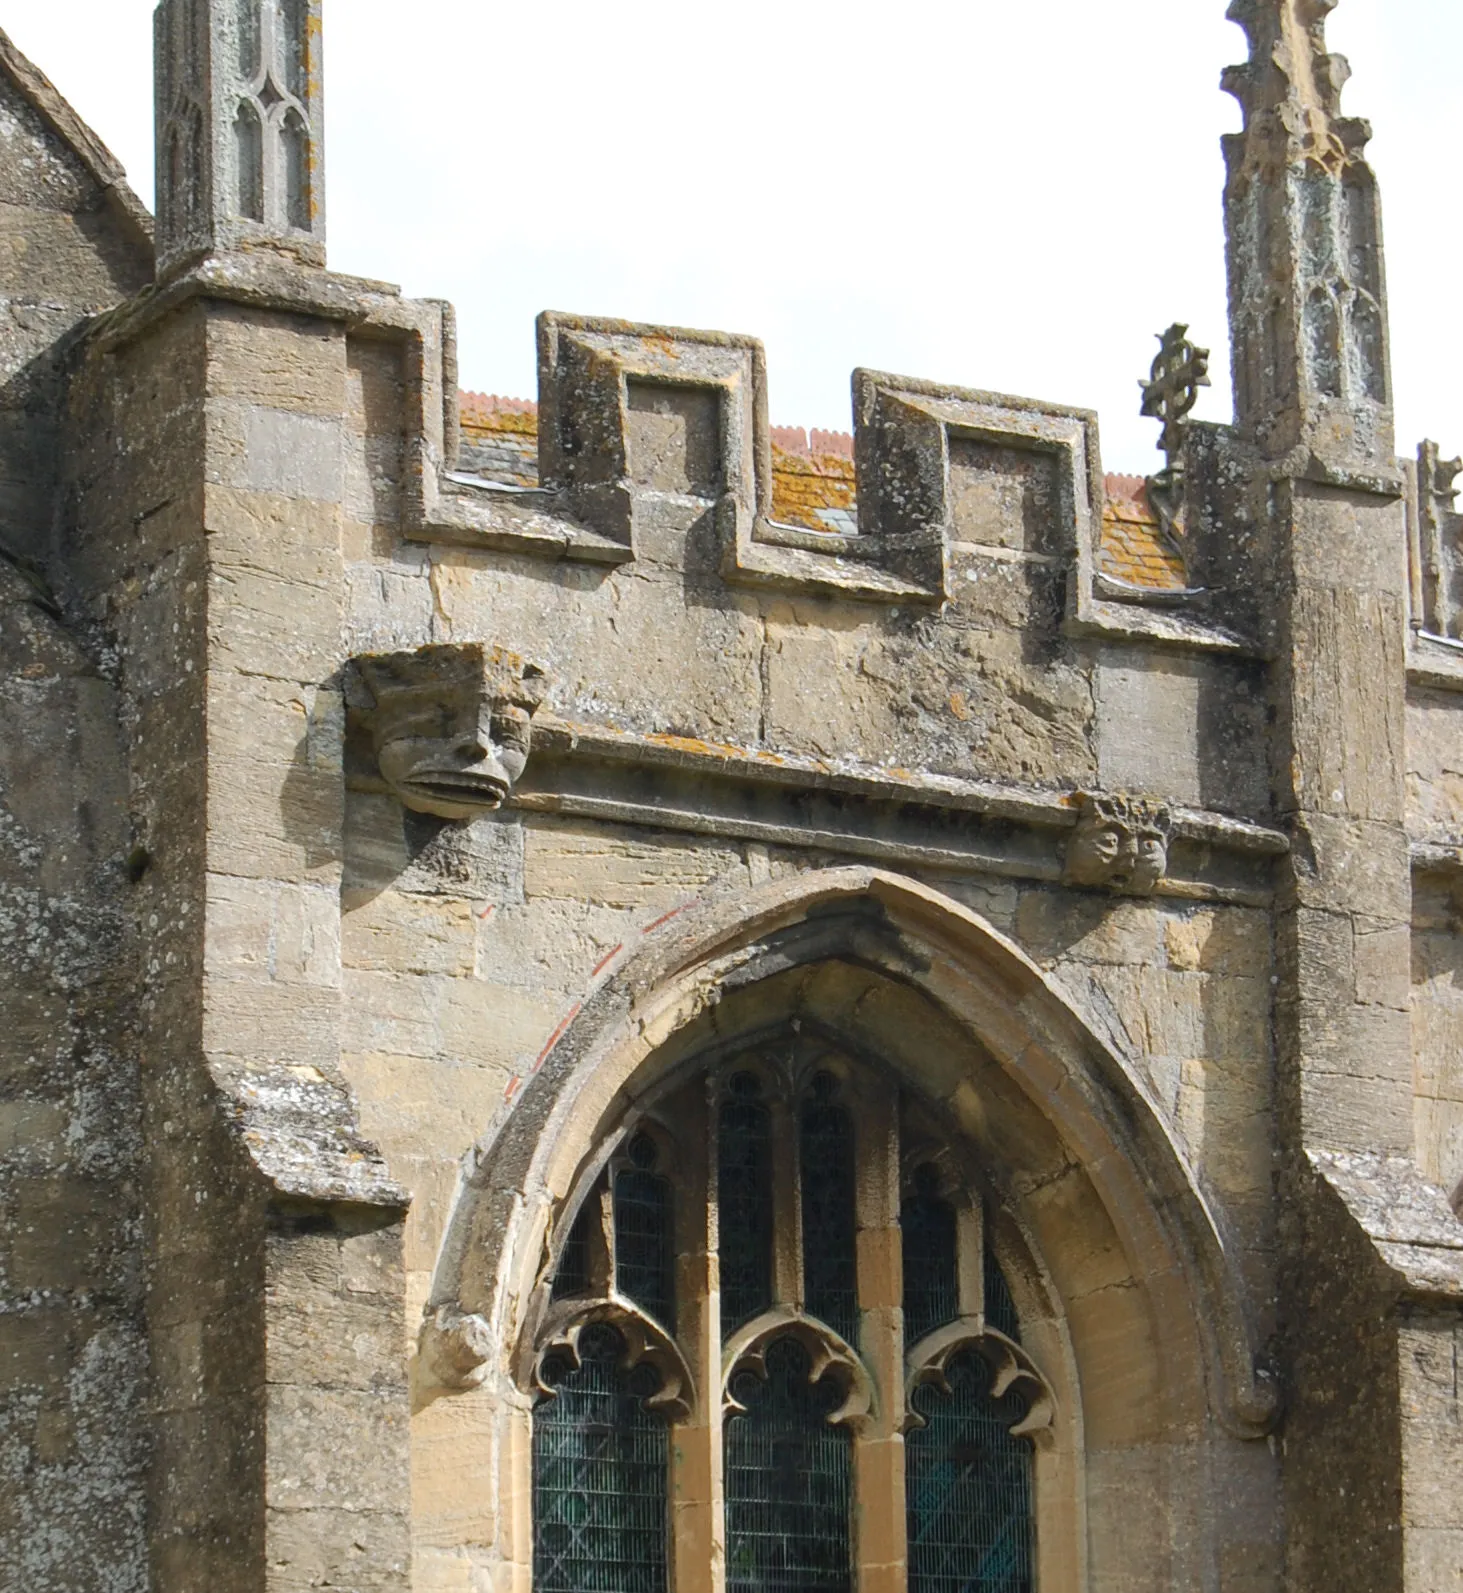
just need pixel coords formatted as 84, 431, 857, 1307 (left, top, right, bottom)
7, 1, 1460, 471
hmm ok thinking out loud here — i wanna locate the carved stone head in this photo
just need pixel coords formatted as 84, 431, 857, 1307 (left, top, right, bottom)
1063, 793, 1173, 895
356, 644, 547, 820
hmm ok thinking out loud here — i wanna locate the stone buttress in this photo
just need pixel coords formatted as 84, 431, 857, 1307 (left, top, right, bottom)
1226, 3, 1463, 1587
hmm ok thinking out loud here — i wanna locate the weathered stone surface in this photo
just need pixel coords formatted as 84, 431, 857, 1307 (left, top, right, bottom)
523, 816, 749, 908
7, 3, 1463, 1591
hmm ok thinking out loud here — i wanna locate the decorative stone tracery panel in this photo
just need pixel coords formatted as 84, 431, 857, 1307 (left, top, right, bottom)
154, 0, 325, 272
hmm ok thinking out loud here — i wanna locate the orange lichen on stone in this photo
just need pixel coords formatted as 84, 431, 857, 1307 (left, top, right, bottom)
1099, 474, 1188, 591
644, 730, 791, 766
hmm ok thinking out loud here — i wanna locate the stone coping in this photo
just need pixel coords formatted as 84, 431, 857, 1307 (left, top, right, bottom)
1310, 1150, 1463, 1300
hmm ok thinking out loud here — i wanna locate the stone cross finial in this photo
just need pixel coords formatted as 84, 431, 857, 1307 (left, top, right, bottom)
1221, 0, 1392, 463
1139, 324, 1209, 542
154, 0, 325, 277
1141, 325, 1211, 469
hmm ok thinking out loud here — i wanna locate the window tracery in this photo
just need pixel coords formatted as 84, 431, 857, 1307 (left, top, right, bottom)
524, 1034, 1055, 1591
533, 1322, 670, 1593
726, 1335, 853, 1593
906, 1348, 1035, 1593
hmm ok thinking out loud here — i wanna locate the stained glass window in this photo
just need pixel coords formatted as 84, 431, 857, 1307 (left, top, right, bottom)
725, 1336, 852, 1593
615, 1134, 675, 1331
719, 1072, 773, 1336
552, 1195, 596, 1301
531, 1047, 1044, 1591
906, 1346, 1035, 1593
533, 1323, 669, 1593
902, 1165, 959, 1345
800, 1074, 858, 1342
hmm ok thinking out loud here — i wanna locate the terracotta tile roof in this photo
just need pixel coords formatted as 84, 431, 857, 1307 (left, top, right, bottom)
459, 392, 539, 487
454, 394, 1189, 591
771, 426, 854, 460
1099, 474, 1188, 591
768, 426, 857, 536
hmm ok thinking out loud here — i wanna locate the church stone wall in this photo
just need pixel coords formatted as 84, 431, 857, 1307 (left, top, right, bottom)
0, 565, 148, 1592
0, 34, 154, 1593
4, 2, 1463, 1590
0, 44, 150, 569
310, 298, 1293, 1588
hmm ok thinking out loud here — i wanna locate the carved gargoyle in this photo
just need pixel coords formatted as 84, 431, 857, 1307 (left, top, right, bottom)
1063, 792, 1173, 895
356, 643, 547, 820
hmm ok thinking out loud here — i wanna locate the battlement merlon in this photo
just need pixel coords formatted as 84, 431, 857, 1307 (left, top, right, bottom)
1221, 0, 1394, 468
154, 0, 326, 278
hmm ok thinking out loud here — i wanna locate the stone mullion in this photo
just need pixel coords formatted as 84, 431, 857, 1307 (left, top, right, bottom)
851, 1077, 905, 1593
673, 1087, 723, 1593
497, 1390, 536, 1593
770, 1093, 802, 1310
593, 1176, 615, 1298
956, 1197, 985, 1325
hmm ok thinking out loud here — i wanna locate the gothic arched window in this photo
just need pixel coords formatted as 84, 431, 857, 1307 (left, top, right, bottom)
526, 1033, 1054, 1591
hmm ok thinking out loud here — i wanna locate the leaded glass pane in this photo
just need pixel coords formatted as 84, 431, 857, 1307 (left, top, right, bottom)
907, 1348, 1034, 1593
533, 1323, 669, 1593
725, 1336, 852, 1593
984, 1244, 1021, 1342
902, 1166, 958, 1345
615, 1135, 675, 1331
800, 1075, 857, 1342
719, 1072, 773, 1337
552, 1198, 595, 1301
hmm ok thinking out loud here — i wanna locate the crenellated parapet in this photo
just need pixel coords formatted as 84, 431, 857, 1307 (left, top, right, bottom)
1222, 0, 1392, 466
393, 305, 1255, 653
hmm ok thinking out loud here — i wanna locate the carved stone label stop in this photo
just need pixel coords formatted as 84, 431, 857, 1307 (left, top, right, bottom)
1063, 792, 1173, 895
356, 643, 547, 820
